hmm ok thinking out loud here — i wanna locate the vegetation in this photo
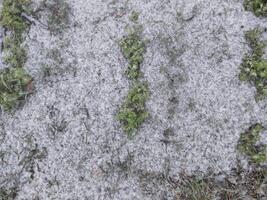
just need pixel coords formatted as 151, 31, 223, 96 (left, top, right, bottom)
245, 168, 267, 198
177, 176, 213, 200
117, 83, 149, 137
244, 0, 267, 17
176, 124, 267, 199
239, 29, 267, 100
1, 0, 30, 68
3, 36, 27, 68
0, 0, 30, 35
0, 0, 33, 110
176, 168, 267, 200
117, 12, 149, 136
238, 124, 266, 164
119, 32, 146, 80
129, 11, 139, 22
0, 68, 32, 110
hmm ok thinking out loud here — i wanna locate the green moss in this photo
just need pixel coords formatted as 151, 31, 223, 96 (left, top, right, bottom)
3, 39, 27, 68
117, 83, 149, 137
118, 20, 149, 137
238, 124, 267, 164
0, 68, 32, 110
239, 29, 267, 99
0, 0, 30, 36
119, 32, 146, 80
245, 29, 265, 60
0, 0, 31, 68
0, 0, 33, 110
244, 0, 267, 17
129, 11, 139, 22
1, 0, 30, 64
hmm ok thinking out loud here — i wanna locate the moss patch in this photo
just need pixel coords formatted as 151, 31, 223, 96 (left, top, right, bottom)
244, 0, 267, 17
0, 68, 32, 110
238, 124, 266, 164
1, 0, 30, 65
239, 29, 267, 100
0, 0, 33, 110
117, 83, 149, 137
0, 0, 30, 35
3, 36, 27, 68
119, 32, 146, 80
117, 16, 149, 137
129, 11, 140, 22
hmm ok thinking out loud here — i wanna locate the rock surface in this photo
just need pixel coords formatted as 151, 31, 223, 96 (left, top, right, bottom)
0, 0, 267, 199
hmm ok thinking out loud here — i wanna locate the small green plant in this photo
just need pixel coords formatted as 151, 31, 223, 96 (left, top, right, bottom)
177, 176, 213, 200
244, 0, 267, 17
0, 0, 33, 110
239, 29, 267, 100
0, 68, 32, 110
119, 32, 146, 79
117, 83, 149, 136
3, 36, 27, 68
238, 124, 267, 164
175, 169, 267, 199
117, 19, 149, 137
0, 0, 30, 36
0, 0, 30, 61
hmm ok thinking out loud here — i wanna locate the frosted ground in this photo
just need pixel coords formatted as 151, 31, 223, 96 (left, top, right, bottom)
0, 0, 267, 199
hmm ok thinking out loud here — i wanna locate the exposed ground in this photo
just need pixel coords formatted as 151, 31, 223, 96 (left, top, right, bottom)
0, 0, 267, 199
